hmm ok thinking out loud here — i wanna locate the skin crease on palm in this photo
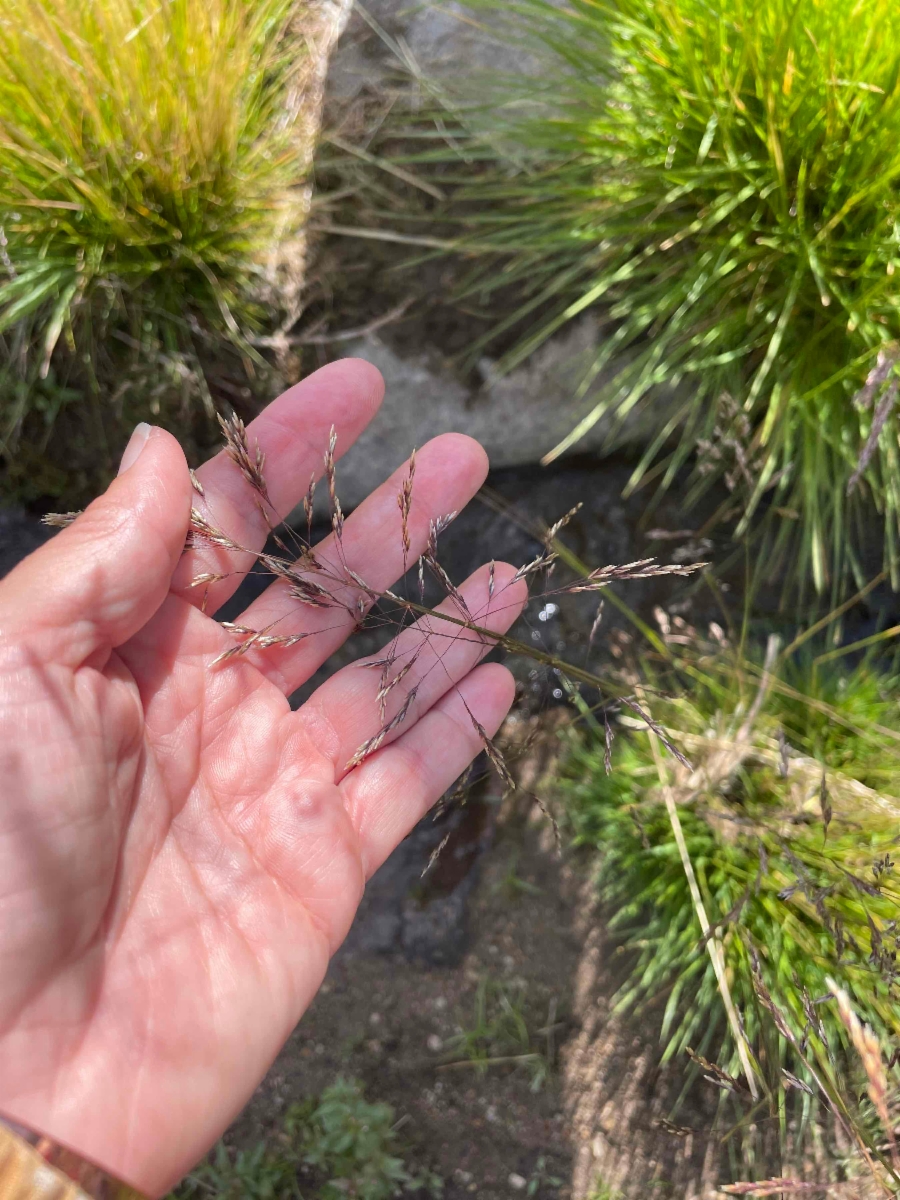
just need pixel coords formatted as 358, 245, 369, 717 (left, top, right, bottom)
0, 359, 527, 1197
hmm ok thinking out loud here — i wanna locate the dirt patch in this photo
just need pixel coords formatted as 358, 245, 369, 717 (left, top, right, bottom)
223, 716, 734, 1200
228, 790, 584, 1199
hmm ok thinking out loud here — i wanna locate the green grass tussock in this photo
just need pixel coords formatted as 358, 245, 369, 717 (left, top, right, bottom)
561, 634, 900, 1075
409, 0, 900, 595
0, 0, 309, 450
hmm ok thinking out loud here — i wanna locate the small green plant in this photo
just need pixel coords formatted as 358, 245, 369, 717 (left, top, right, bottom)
585, 1186, 621, 1200
376, 0, 900, 596
171, 1079, 441, 1200
290, 1078, 441, 1200
172, 1139, 301, 1199
524, 1155, 564, 1196
0, 0, 309, 466
443, 977, 554, 1091
561, 627, 900, 1076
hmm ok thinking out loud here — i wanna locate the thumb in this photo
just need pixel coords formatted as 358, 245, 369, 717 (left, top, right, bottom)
0, 424, 192, 667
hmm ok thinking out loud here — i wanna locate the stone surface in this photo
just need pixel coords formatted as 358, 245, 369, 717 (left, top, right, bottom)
0, 508, 51, 581
317, 1, 681, 511
325, 321, 682, 510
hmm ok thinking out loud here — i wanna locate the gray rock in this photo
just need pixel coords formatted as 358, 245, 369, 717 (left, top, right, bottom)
325, 320, 682, 508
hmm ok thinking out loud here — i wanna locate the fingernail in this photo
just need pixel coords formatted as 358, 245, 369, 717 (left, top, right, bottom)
118, 423, 151, 475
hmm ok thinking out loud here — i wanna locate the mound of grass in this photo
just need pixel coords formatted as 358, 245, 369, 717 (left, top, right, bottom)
560, 632, 900, 1077
0, 0, 312, 471
390, 0, 900, 596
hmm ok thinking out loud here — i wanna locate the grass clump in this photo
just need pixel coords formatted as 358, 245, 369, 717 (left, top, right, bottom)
171, 1078, 441, 1199
389, 0, 900, 595
441, 977, 556, 1092
0, 0, 312, 478
561, 631, 900, 1075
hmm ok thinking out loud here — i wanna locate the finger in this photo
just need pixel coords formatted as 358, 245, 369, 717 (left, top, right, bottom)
0, 425, 191, 668
299, 561, 527, 780
227, 433, 490, 695
171, 358, 384, 614
340, 662, 516, 877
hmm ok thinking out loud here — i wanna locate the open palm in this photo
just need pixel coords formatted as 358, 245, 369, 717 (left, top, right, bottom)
0, 360, 525, 1196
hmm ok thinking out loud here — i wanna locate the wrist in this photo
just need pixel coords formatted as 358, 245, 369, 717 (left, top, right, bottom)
0, 1114, 150, 1199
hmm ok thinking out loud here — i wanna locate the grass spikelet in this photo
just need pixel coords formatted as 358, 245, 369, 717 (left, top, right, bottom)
346, 687, 420, 771
187, 572, 228, 589
421, 833, 451, 879
376, 650, 421, 721
188, 509, 245, 553
302, 474, 316, 546
398, 448, 416, 572
324, 425, 338, 527
42, 511, 82, 528
463, 701, 516, 792
218, 412, 269, 503
589, 600, 605, 650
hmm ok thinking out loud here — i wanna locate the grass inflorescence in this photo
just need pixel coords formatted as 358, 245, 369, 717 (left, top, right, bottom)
361, 0, 900, 598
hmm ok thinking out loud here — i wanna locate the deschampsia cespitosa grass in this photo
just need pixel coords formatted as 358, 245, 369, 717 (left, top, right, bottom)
0, 0, 310, 459
339, 0, 900, 602
562, 613, 900, 1192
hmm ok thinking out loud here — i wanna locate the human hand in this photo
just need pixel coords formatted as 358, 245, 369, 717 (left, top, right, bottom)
0, 360, 526, 1195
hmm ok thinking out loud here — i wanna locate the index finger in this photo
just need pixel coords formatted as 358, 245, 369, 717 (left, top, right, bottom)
170, 358, 384, 614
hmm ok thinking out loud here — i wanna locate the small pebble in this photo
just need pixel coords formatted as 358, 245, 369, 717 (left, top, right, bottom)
509, 1173, 527, 1190
427, 1033, 443, 1052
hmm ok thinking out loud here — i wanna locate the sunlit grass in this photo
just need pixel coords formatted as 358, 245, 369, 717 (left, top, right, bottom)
381, 0, 900, 597
561, 632, 900, 1074
0, 0, 309, 447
